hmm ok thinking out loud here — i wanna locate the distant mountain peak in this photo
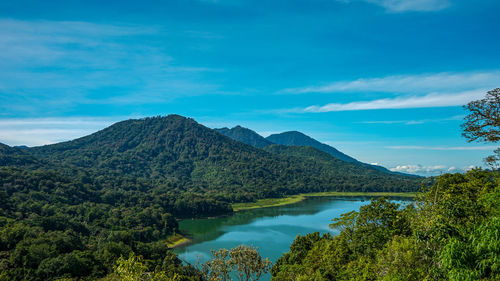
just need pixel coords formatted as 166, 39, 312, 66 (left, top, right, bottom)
215, 126, 272, 148
266, 131, 358, 163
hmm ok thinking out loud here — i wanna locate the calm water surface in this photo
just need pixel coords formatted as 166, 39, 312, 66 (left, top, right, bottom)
175, 196, 410, 280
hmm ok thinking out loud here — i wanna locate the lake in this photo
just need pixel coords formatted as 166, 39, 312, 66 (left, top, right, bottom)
175, 196, 411, 280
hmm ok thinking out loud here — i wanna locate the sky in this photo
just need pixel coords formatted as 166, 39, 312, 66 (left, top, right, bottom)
1, 0, 499, 176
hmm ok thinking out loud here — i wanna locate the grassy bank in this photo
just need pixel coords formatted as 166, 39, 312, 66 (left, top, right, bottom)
232, 195, 306, 212
303, 191, 419, 198
232, 191, 418, 212
166, 233, 191, 248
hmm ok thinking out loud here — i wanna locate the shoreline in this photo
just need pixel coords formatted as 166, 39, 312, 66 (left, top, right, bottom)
166, 233, 193, 249
232, 191, 418, 212
175, 192, 419, 250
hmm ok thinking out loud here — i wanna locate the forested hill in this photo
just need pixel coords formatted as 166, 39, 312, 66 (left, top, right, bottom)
215, 126, 272, 148
0, 142, 39, 166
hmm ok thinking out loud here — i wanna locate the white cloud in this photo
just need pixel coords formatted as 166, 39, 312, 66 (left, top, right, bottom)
284, 71, 500, 94
0, 117, 121, 146
390, 164, 475, 176
303, 89, 487, 112
337, 0, 450, 12
385, 145, 497, 151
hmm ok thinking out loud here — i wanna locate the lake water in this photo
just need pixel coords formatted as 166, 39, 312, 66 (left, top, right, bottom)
175, 196, 410, 280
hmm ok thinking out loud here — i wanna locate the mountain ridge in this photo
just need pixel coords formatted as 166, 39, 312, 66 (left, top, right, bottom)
215, 126, 272, 148
18, 115, 420, 199
266, 131, 359, 163
214, 125, 411, 176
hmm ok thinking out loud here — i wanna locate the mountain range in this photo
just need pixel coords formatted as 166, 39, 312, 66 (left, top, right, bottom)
216, 125, 403, 175
215, 125, 357, 162
2, 115, 421, 217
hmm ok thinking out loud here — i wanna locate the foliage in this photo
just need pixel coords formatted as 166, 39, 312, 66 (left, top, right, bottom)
272, 169, 500, 280
201, 245, 272, 281
462, 88, 500, 143
462, 88, 500, 166
110, 252, 183, 281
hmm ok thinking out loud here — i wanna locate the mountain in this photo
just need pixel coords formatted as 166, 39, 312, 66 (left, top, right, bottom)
215, 126, 360, 164
266, 131, 358, 163
215, 126, 272, 148
265, 131, 412, 176
26, 115, 420, 199
214, 126, 406, 176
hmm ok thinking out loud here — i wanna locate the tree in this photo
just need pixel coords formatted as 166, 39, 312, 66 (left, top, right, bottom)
202, 245, 272, 281
462, 88, 500, 166
112, 252, 180, 281
202, 249, 231, 281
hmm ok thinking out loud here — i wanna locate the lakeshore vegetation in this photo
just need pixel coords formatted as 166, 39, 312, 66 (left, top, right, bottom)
272, 169, 500, 280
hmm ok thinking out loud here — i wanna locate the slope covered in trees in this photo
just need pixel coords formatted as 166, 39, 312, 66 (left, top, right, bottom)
266, 131, 409, 175
263, 144, 419, 192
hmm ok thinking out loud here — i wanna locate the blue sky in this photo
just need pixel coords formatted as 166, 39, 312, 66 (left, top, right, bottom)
0, 0, 499, 175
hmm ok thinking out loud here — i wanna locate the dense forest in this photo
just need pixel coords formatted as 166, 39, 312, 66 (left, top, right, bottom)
271, 169, 500, 280
0, 115, 421, 280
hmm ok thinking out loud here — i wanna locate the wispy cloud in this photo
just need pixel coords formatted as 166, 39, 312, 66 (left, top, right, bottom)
0, 117, 122, 146
303, 89, 487, 112
0, 18, 221, 115
359, 115, 464, 125
284, 71, 500, 94
390, 164, 475, 176
337, 0, 450, 12
283, 71, 499, 113
385, 145, 498, 151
